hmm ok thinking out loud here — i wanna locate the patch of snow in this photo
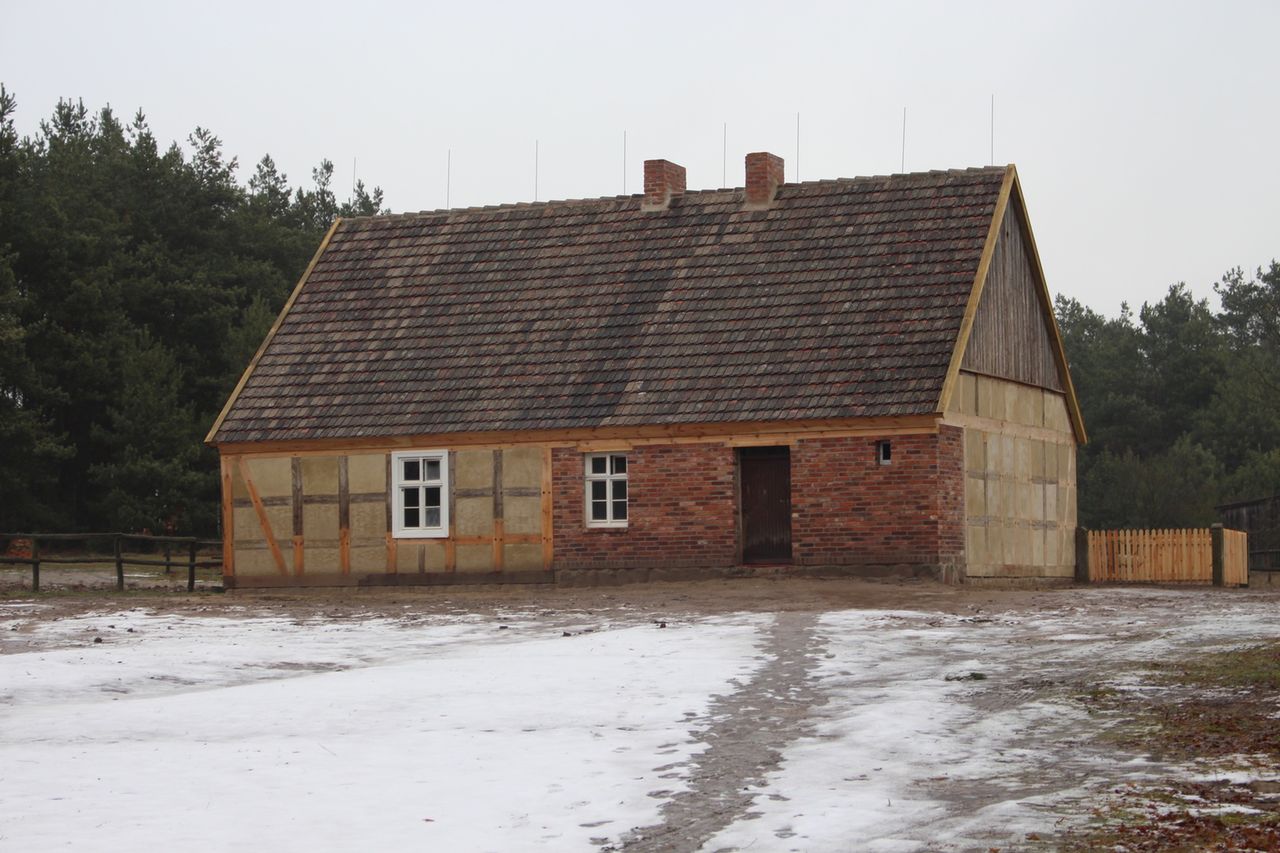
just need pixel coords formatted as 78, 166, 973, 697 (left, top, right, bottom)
0, 611, 769, 851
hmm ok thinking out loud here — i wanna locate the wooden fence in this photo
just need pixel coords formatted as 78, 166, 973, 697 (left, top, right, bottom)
1222, 529, 1248, 586
1083, 525, 1247, 586
0, 532, 222, 592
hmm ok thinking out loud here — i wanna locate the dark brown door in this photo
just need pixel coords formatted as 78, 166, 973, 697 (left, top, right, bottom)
740, 446, 792, 563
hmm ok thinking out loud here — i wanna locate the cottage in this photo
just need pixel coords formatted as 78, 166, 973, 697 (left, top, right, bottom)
206, 154, 1086, 588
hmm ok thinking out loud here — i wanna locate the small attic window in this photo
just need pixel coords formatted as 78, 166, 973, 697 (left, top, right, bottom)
876, 441, 892, 465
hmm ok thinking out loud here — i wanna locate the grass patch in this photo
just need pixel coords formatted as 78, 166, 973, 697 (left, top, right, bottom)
1050, 779, 1280, 852
1169, 642, 1280, 692
1049, 641, 1280, 850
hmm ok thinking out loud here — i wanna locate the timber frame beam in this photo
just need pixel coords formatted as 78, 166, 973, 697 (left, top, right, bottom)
212, 415, 943, 458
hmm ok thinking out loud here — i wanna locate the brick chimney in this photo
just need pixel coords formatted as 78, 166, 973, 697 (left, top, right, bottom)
642, 159, 686, 211
745, 152, 784, 208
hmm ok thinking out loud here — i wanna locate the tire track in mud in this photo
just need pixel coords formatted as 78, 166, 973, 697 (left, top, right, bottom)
608, 612, 828, 852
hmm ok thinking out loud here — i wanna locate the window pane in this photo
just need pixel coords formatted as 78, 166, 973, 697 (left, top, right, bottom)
425, 459, 441, 482
612, 480, 627, 500
611, 455, 627, 475
590, 456, 607, 475
424, 486, 441, 509
402, 459, 420, 482
591, 501, 608, 521
612, 500, 628, 521
425, 507, 441, 528
591, 480, 607, 501
402, 485, 420, 508
403, 505, 420, 528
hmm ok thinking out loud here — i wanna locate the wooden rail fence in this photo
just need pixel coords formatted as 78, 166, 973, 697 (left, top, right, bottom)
0, 532, 222, 592
1082, 525, 1247, 586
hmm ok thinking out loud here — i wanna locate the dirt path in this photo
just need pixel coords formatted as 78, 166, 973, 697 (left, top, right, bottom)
612, 612, 826, 851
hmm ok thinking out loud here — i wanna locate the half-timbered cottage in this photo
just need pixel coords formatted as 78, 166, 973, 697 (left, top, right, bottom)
207, 154, 1086, 588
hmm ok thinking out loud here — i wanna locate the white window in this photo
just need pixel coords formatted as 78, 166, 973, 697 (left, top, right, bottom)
585, 453, 628, 527
876, 440, 893, 465
391, 450, 449, 538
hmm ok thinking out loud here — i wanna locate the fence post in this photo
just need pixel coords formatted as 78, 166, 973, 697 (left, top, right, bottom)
1074, 527, 1089, 582
31, 536, 40, 593
188, 539, 197, 592
1211, 523, 1225, 587
164, 541, 172, 575
114, 534, 124, 591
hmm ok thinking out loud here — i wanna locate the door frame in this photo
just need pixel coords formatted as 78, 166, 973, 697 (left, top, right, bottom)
736, 445, 794, 565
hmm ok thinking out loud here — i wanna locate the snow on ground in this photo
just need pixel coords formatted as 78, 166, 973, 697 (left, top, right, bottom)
3, 587, 1278, 852
704, 590, 1280, 852
0, 608, 768, 852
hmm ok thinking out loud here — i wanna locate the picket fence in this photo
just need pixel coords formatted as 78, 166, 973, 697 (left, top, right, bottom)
1086, 527, 1247, 586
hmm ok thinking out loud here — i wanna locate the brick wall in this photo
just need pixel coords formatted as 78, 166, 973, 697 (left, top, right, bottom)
552, 431, 965, 575
791, 431, 962, 572
551, 444, 737, 570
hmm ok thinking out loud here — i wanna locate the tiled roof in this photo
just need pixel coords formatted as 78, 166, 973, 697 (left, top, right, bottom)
212, 166, 1008, 444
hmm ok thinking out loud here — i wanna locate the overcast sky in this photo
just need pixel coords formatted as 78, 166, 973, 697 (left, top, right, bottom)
4, 0, 1276, 315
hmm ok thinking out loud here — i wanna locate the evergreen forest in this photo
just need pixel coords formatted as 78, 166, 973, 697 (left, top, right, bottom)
1, 90, 1277, 536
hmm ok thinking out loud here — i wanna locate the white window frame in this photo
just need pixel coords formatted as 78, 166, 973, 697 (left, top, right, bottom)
876, 440, 893, 465
391, 450, 450, 538
584, 453, 628, 528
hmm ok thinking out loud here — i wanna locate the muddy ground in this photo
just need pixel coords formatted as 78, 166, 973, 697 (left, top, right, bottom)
1, 574, 1042, 630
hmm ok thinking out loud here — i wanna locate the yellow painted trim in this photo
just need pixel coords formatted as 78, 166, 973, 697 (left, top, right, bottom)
205, 218, 344, 445
937, 165, 1015, 418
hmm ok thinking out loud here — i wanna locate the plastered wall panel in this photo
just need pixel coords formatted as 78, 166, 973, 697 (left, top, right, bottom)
396, 541, 447, 572
504, 543, 543, 571
350, 501, 385, 538
264, 506, 291, 542
303, 503, 339, 539
504, 496, 541, 536
503, 448, 542, 489
234, 507, 263, 542
237, 547, 277, 576
456, 496, 494, 537
456, 450, 492, 490
456, 544, 491, 572
245, 457, 292, 497
231, 463, 248, 500
301, 457, 339, 494
304, 546, 340, 572
347, 454, 386, 494
422, 541, 447, 571
349, 545, 384, 572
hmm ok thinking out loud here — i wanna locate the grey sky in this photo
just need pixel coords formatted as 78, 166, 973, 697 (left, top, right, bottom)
4, 0, 1276, 315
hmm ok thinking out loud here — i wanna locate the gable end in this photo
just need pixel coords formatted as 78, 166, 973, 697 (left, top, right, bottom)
961, 194, 1062, 391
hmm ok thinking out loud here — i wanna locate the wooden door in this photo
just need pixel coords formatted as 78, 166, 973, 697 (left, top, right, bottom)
740, 446, 792, 563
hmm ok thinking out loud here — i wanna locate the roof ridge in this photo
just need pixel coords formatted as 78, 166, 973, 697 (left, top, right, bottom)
341, 165, 1012, 224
